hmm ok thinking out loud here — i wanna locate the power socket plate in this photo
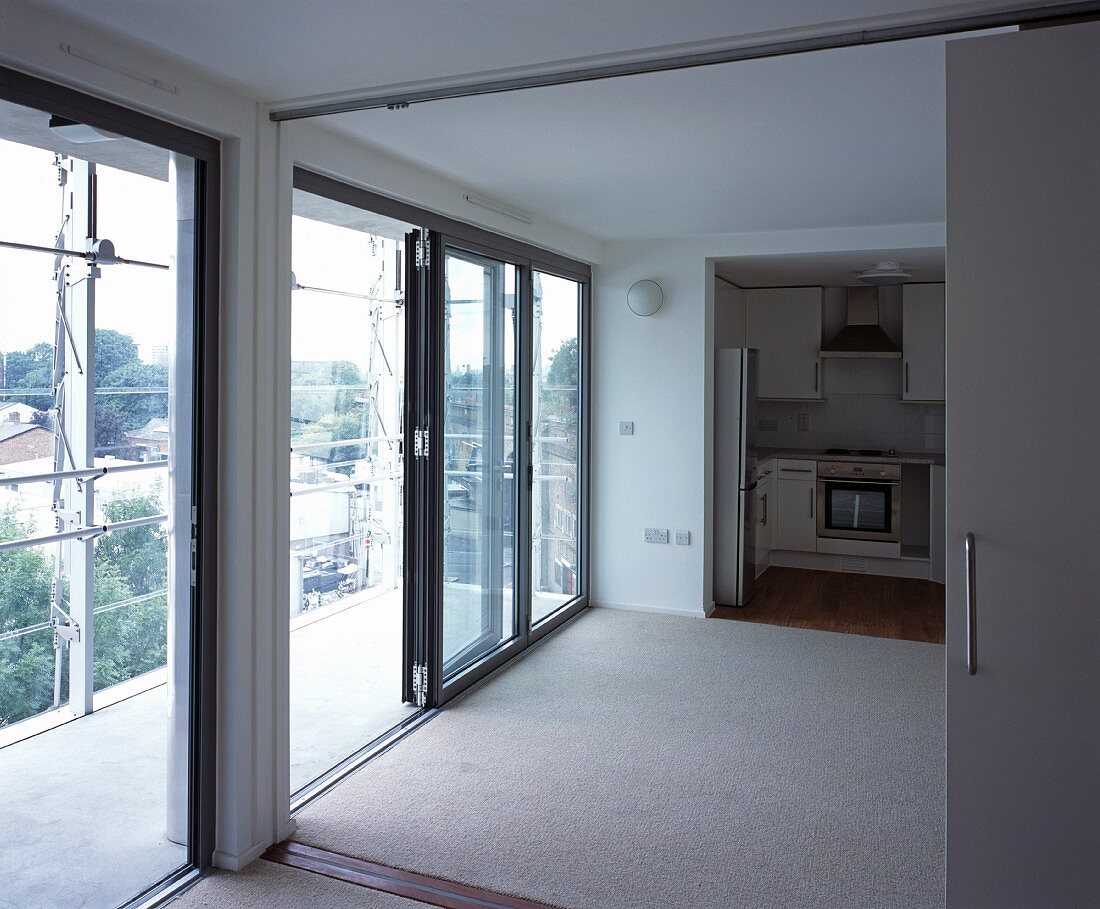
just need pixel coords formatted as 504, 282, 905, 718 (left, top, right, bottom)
644, 528, 669, 544
675, 531, 691, 545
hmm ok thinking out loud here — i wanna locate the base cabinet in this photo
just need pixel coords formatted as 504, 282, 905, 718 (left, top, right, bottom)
777, 478, 817, 552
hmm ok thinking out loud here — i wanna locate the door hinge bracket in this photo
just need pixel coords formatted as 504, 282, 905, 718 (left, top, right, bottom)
415, 232, 430, 270
412, 661, 428, 707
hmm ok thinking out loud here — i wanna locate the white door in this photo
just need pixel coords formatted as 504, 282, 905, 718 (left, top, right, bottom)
946, 23, 1100, 908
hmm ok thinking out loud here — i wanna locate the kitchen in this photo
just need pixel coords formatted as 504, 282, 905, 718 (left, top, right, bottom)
712, 250, 945, 641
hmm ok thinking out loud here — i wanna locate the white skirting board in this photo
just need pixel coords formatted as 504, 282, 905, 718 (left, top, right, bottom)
592, 601, 709, 619
769, 550, 930, 580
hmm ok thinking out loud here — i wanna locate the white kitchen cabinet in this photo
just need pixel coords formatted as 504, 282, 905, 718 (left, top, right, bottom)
775, 459, 817, 552
746, 287, 824, 399
902, 283, 945, 401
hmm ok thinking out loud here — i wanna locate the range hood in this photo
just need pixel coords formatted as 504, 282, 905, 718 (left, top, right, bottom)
820, 286, 902, 359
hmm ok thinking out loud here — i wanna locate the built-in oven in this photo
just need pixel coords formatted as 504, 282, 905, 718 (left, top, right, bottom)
816, 461, 901, 543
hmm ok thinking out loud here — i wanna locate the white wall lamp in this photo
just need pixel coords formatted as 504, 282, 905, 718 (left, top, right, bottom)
627, 279, 664, 316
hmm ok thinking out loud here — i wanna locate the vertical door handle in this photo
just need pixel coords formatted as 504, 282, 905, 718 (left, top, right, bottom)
761, 493, 768, 526
814, 361, 819, 393
965, 532, 977, 675
905, 361, 910, 394
809, 488, 814, 518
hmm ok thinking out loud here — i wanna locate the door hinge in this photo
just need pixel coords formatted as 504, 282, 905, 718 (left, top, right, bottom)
190, 505, 198, 587
415, 232, 430, 269
413, 426, 430, 459
412, 661, 428, 707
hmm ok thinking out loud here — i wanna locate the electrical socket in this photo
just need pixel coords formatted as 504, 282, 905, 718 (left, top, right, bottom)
675, 530, 691, 545
758, 419, 778, 432
618, 420, 634, 436
644, 528, 669, 544
797, 413, 810, 432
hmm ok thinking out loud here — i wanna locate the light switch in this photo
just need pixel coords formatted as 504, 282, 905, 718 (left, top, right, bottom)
619, 421, 634, 436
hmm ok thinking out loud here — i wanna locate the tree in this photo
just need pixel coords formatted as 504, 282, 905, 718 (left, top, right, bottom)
546, 337, 578, 389
0, 484, 171, 727
94, 406, 129, 453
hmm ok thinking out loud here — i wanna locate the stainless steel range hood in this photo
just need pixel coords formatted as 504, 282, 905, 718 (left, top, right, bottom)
820, 286, 902, 358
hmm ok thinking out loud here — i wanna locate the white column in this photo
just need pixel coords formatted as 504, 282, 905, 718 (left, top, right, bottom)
166, 152, 195, 844
64, 159, 96, 718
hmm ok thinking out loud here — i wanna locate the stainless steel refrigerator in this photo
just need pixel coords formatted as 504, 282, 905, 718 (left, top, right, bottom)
714, 348, 759, 606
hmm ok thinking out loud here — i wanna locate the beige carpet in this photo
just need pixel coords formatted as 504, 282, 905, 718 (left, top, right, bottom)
169, 860, 420, 908
295, 607, 945, 909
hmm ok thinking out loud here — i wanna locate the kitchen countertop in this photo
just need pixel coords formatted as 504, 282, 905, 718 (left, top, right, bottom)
757, 448, 945, 466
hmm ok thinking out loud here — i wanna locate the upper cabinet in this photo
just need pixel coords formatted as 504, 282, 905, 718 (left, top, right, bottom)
745, 287, 824, 400
902, 283, 946, 402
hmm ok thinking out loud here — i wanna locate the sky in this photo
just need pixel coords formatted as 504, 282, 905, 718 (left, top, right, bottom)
0, 137, 174, 364
0, 130, 578, 394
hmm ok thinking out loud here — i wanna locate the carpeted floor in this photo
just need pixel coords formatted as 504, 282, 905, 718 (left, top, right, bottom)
170, 860, 421, 908
293, 607, 945, 909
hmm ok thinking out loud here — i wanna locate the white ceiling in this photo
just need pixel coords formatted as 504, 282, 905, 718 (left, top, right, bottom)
715, 247, 945, 287
29, 1, 1047, 240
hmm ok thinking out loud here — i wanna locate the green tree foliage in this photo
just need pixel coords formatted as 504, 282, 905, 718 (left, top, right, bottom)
0, 484, 169, 728
2, 328, 169, 432
542, 337, 579, 428
546, 336, 578, 389
291, 360, 367, 475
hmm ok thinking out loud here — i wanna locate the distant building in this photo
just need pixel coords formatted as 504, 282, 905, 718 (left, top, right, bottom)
0, 413, 53, 467
125, 418, 170, 459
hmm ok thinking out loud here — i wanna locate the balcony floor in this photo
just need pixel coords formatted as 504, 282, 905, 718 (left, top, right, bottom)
0, 584, 575, 909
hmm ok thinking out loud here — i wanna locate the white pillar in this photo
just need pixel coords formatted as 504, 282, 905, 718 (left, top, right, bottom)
166, 153, 195, 844
64, 159, 96, 718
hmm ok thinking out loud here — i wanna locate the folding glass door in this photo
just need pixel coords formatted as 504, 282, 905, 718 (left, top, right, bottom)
436, 244, 521, 686
291, 171, 589, 738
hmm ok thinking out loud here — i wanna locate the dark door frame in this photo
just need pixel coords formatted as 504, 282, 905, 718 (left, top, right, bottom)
0, 64, 222, 879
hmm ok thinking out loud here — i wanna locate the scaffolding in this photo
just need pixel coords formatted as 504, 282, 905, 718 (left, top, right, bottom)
0, 154, 172, 722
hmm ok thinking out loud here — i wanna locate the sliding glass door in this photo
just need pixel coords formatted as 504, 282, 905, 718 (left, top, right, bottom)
439, 247, 520, 681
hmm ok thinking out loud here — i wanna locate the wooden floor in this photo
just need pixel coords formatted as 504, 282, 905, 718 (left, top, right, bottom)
713, 566, 945, 644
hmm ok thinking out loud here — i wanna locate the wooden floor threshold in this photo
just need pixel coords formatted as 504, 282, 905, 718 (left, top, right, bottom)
263, 841, 561, 909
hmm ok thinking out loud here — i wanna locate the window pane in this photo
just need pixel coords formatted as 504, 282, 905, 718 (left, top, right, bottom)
531, 272, 581, 624
442, 251, 518, 674
289, 190, 417, 794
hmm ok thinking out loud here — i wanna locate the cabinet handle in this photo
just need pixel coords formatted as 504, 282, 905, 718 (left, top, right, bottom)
761, 493, 768, 526
905, 361, 910, 394
809, 488, 814, 518
965, 532, 977, 675
814, 361, 819, 393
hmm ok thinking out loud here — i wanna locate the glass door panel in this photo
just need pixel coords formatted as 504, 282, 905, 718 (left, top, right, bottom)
288, 187, 418, 794
441, 248, 519, 679
531, 272, 582, 624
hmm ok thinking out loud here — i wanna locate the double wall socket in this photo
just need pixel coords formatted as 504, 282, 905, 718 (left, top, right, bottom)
644, 528, 669, 544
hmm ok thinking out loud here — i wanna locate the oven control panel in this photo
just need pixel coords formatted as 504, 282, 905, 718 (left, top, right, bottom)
818, 461, 902, 481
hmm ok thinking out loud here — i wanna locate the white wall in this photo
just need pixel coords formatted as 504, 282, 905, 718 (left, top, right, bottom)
592, 223, 943, 617
0, 0, 601, 872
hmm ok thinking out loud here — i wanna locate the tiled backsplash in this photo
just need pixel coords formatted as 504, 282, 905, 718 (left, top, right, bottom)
754, 394, 944, 452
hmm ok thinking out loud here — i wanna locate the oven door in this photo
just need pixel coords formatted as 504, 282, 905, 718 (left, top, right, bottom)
816, 478, 900, 542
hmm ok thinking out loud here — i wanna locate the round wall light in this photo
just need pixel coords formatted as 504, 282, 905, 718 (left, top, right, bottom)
627, 279, 664, 316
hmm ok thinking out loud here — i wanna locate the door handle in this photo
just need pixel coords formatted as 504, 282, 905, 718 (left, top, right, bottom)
905, 361, 910, 395
965, 532, 977, 675
814, 361, 819, 393
809, 488, 814, 519
761, 493, 768, 526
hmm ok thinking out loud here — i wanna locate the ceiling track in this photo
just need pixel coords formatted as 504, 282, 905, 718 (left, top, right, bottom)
268, 1, 1100, 121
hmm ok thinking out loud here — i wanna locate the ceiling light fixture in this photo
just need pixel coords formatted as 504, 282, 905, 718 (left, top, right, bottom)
857, 261, 912, 285
48, 115, 121, 144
